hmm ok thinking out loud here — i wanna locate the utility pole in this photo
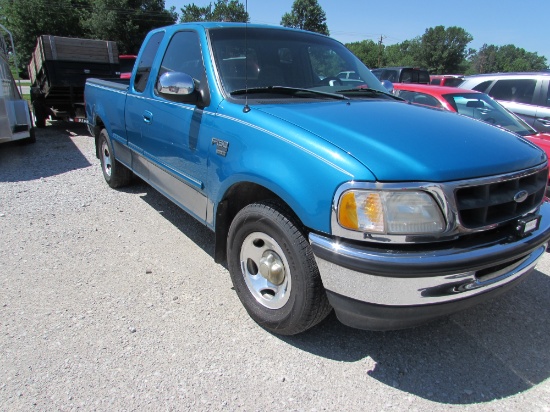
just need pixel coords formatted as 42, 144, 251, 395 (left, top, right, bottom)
377, 34, 386, 67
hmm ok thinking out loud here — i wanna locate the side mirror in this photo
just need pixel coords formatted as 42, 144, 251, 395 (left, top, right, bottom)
156, 72, 195, 96
381, 80, 394, 93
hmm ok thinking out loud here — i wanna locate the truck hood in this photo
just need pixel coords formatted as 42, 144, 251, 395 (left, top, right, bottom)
255, 99, 546, 182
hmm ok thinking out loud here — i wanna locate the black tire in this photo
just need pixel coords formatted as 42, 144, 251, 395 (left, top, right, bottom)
32, 102, 46, 128
19, 128, 36, 145
227, 200, 332, 335
98, 129, 132, 188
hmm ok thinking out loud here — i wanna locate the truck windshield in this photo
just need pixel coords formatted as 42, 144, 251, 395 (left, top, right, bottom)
208, 27, 385, 98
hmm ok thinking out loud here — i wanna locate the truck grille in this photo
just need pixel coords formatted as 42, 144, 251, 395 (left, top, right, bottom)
456, 168, 547, 228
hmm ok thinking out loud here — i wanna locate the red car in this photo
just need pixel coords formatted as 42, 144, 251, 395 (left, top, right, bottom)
118, 55, 137, 79
429, 74, 464, 87
393, 83, 550, 181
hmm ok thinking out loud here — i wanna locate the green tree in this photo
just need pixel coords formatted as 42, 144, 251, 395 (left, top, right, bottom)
383, 40, 421, 68
281, 0, 329, 36
0, 0, 88, 74
179, 0, 249, 23
417, 25, 473, 74
0, 0, 177, 75
345, 40, 379, 68
469, 43, 547, 74
82, 0, 177, 55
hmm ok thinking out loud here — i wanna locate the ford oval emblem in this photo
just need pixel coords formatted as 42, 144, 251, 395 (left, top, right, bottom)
514, 190, 529, 203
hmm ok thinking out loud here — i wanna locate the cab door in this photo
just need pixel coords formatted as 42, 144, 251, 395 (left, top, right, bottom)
138, 30, 211, 222
125, 31, 165, 155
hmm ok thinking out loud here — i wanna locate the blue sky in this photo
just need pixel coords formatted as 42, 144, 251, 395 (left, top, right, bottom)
166, 0, 550, 65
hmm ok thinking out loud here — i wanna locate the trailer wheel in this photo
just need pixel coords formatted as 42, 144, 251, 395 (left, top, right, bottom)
98, 129, 132, 188
18, 128, 36, 145
227, 200, 332, 335
32, 102, 46, 128
25, 128, 36, 144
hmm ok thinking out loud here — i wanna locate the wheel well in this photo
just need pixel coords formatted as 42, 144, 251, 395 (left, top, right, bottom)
214, 182, 300, 264
92, 117, 105, 158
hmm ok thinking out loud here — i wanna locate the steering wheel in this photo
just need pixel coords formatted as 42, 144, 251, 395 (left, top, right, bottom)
319, 76, 344, 86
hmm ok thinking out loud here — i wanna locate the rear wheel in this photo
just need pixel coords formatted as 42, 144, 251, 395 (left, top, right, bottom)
18, 128, 36, 145
98, 129, 132, 188
227, 200, 332, 335
31, 99, 47, 128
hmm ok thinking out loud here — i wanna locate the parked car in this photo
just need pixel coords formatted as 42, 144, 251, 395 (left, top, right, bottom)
371, 66, 430, 84
392, 83, 550, 183
337, 70, 360, 80
430, 74, 464, 87
459, 72, 550, 133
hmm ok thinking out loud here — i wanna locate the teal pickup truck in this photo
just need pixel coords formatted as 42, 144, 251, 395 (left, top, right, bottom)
85, 23, 550, 335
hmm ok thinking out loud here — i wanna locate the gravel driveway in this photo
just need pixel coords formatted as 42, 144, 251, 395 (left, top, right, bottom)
1, 124, 550, 411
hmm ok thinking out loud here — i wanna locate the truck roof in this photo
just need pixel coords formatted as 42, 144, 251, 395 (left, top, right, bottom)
151, 22, 328, 37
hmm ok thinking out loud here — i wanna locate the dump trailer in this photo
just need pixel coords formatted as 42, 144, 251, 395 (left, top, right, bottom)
28, 35, 120, 127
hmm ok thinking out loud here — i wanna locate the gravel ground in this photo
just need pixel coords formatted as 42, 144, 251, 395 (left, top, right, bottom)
1, 123, 550, 411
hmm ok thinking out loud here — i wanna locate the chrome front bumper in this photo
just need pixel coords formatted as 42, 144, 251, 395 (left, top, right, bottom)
309, 201, 550, 330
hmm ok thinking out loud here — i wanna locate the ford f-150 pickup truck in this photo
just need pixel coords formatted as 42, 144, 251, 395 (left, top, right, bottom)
85, 23, 550, 335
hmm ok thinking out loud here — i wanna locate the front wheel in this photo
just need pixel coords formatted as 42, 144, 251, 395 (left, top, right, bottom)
227, 200, 332, 335
98, 129, 132, 188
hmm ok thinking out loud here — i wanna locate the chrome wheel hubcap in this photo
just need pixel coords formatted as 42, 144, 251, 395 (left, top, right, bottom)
240, 232, 291, 309
101, 140, 112, 177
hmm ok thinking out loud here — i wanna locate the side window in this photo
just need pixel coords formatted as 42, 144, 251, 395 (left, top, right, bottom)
472, 80, 492, 92
396, 91, 442, 108
489, 79, 537, 104
158, 31, 204, 84
546, 82, 550, 107
133, 31, 165, 93
395, 90, 415, 101
412, 93, 441, 108
400, 69, 413, 83
418, 71, 430, 83
385, 70, 398, 82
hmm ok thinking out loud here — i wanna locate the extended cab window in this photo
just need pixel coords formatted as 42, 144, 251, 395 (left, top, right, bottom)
157, 31, 205, 84
133, 31, 165, 93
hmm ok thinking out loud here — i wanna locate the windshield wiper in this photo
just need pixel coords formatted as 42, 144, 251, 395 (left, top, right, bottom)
230, 86, 349, 100
336, 87, 401, 99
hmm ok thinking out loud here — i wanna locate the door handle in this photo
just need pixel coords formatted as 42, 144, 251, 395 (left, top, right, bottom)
537, 118, 550, 126
143, 110, 153, 124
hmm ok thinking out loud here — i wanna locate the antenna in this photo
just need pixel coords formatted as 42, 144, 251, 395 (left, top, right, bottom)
243, 0, 250, 113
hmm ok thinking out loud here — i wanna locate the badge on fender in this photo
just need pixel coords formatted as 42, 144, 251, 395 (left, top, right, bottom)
212, 138, 229, 157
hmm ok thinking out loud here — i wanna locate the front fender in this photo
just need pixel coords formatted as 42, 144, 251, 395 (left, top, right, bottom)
208, 103, 375, 233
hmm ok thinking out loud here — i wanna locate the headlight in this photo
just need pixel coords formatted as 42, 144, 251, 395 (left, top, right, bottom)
338, 190, 445, 235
